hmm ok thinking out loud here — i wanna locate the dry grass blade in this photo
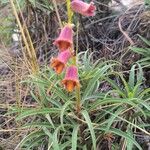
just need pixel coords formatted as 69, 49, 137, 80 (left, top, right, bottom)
9, 0, 39, 74
118, 17, 134, 45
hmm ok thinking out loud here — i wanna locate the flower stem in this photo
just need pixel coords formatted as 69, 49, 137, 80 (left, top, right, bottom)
76, 86, 81, 114
66, 0, 81, 113
66, 0, 73, 24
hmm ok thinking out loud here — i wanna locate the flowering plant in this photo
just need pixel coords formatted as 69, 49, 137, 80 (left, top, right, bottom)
11, 1, 150, 150
50, 0, 96, 113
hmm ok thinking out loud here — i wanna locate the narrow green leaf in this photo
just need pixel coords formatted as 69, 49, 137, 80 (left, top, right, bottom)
98, 127, 142, 150
17, 131, 45, 148
104, 78, 126, 98
16, 108, 60, 120
42, 127, 53, 140
21, 122, 53, 129
101, 109, 150, 136
106, 107, 123, 131
90, 98, 138, 111
132, 83, 142, 98
82, 64, 112, 101
45, 114, 55, 128
52, 127, 61, 150
43, 127, 53, 150
52, 87, 70, 102
30, 91, 40, 103
130, 47, 148, 56
129, 64, 136, 89
138, 35, 150, 46
119, 75, 130, 97
60, 101, 73, 130
72, 125, 79, 150
136, 63, 143, 84
139, 88, 150, 98
81, 110, 96, 150
61, 141, 71, 150
27, 135, 45, 150
126, 128, 134, 150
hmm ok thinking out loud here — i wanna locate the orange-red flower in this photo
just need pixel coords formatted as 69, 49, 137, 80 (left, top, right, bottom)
62, 66, 80, 92
53, 25, 73, 51
50, 50, 71, 74
71, 0, 96, 16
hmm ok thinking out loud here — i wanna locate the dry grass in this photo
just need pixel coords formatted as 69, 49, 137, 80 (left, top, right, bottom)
0, 42, 30, 149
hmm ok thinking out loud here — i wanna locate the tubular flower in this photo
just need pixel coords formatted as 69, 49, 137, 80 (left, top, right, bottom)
51, 50, 71, 74
71, 0, 96, 16
62, 66, 80, 92
53, 24, 73, 51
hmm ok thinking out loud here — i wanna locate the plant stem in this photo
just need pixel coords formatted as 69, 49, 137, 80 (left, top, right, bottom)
66, 0, 81, 113
76, 86, 81, 114
75, 22, 81, 114
66, 0, 73, 24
